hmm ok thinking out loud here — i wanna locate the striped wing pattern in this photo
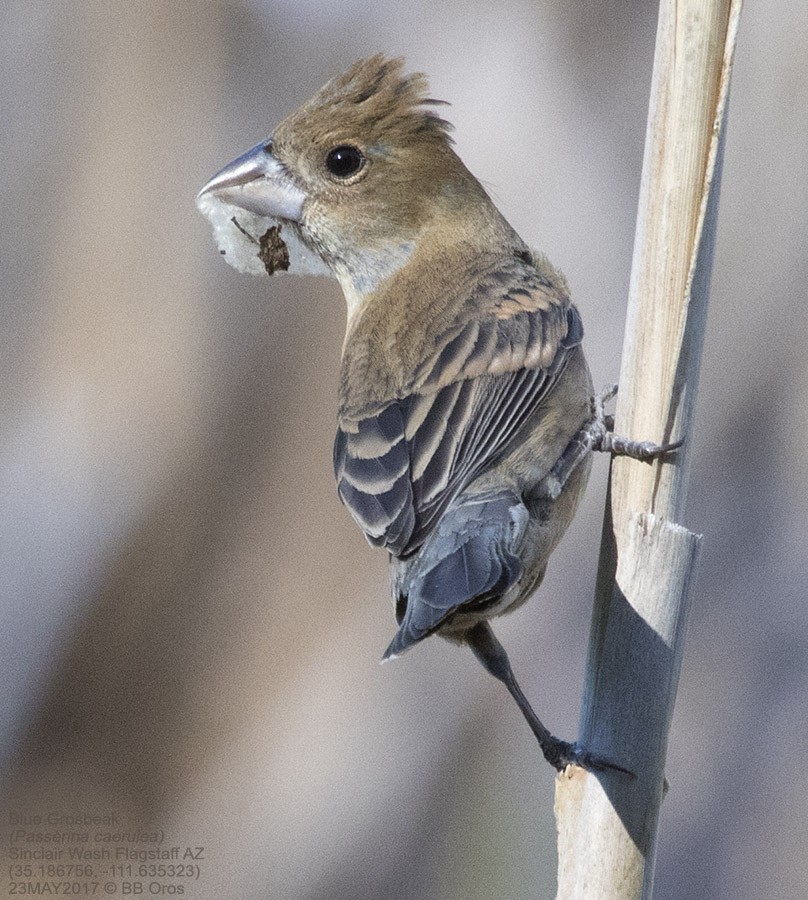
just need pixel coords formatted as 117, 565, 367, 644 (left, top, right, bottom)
333, 270, 583, 559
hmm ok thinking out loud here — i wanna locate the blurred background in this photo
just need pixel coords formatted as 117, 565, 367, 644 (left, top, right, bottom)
1, 1, 806, 898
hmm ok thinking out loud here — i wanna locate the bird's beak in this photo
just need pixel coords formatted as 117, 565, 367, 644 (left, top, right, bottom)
196, 141, 306, 222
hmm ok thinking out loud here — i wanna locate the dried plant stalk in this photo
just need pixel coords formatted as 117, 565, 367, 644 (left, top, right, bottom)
554, 1, 743, 897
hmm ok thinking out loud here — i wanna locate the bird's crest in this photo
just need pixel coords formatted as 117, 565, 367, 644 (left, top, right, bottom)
278, 55, 453, 148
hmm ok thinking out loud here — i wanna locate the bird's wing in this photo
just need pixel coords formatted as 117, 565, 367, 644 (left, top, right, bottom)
333, 263, 583, 557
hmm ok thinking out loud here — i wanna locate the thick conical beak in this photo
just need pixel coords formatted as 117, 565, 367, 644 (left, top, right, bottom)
196, 141, 306, 222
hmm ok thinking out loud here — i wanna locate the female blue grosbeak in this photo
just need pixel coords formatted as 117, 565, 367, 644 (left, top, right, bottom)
198, 56, 673, 772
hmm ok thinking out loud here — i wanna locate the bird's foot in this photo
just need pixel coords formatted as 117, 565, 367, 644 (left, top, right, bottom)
601, 431, 683, 459
533, 385, 681, 503
592, 383, 683, 460
543, 736, 635, 778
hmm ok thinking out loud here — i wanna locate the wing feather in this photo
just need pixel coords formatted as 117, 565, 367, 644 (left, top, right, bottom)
334, 258, 583, 557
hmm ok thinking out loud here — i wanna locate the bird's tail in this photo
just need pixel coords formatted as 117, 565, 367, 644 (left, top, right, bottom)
382, 491, 526, 661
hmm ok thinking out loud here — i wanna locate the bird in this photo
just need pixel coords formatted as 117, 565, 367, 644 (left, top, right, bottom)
197, 55, 668, 773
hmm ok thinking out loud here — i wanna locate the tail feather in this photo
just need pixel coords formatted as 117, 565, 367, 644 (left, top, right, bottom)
383, 491, 526, 659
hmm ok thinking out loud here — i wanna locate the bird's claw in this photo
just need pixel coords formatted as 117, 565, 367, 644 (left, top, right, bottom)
595, 382, 618, 410
593, 382, 683, 462
603, 433, 683, 460
544, 738, 635, 778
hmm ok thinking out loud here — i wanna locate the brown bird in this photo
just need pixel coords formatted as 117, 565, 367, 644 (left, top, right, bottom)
197, 55, 672, 772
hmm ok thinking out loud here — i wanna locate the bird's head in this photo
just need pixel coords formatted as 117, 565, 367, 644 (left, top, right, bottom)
198, 55, 519, 316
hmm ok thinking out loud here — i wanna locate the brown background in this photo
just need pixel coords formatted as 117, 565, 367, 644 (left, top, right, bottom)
2, 2, 806, 898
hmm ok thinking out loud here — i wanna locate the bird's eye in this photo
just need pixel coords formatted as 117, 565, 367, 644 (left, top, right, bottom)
325, 145, 365, 179
263, 139, 274, 154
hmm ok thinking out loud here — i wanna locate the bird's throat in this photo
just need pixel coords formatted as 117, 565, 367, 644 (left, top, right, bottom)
336, 241, 416, 327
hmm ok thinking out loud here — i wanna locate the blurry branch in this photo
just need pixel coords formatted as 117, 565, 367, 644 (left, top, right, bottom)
554, 1, 743, 898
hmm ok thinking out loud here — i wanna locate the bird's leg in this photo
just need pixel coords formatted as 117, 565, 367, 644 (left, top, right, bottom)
465, 623, 632, 776
592, 383, 683, 459
534, 384, 682, 502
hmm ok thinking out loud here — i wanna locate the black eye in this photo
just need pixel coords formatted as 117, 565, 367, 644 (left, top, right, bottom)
326, 145, 365, 179
263, 139, 274, 154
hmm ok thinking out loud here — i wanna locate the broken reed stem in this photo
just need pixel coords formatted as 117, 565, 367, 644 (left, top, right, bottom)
554, 1, 743, 898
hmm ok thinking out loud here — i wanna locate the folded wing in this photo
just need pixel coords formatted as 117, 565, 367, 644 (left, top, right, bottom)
333, 259, 584, 558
